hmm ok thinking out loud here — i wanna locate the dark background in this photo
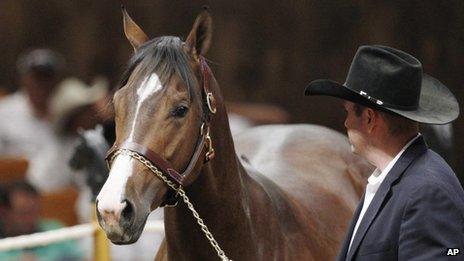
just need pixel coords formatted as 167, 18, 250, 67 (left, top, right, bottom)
0, 0, 462, 182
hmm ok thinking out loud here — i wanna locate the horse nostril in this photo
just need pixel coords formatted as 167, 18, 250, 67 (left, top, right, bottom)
121, 200, 134, 225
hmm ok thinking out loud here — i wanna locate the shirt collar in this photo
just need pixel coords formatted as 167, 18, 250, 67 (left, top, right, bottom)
368, 133, 421, 185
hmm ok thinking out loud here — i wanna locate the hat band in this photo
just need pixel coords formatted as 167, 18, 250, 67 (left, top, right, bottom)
344, 84, 419, 111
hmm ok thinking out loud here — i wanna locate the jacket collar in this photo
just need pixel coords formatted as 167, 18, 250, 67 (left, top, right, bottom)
344, 135, 428, 260
336, 195, 365, 261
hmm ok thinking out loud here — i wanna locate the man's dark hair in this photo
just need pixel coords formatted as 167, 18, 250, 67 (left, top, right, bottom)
352, 103, 418, 136
16, 49, 65, 78
4, 181, 40, 208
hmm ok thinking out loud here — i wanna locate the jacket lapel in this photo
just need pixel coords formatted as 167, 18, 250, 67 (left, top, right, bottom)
336, 195, 365, 261
345, 136, 427, 261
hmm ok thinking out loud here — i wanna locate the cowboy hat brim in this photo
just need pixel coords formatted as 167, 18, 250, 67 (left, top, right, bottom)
304, 74, 459, 124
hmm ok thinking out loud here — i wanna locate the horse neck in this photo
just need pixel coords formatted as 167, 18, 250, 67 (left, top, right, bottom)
177, 74, 244, 208
164, 75, 259, 258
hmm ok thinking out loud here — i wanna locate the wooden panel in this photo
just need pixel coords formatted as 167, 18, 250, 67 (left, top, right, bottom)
40, 186, 79, 226
226, 102, 290, 125
0, 157, 28, 185
0, 89, 7, 99
0, 0, 462, 181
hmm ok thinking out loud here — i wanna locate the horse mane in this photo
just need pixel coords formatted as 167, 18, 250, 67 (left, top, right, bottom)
119, 36, 197, 100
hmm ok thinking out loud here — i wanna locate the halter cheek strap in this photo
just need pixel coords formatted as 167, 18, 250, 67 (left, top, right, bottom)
105, 121, 211, 187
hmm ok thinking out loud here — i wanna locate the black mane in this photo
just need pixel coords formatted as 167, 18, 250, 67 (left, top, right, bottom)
119, 36, 196, 97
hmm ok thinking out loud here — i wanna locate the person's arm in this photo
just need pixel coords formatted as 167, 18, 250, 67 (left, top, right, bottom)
398, 183, 464, 260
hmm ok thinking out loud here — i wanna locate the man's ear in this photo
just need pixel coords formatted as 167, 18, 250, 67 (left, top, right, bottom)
185, 7, 213, 57
365, 108, 377, 133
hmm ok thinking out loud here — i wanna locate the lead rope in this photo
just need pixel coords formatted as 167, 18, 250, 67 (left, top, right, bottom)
109, 149, 232, 261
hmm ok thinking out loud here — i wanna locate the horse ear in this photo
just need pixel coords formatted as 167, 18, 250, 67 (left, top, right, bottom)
185, 8, 213, 56
122, 6, 149, 51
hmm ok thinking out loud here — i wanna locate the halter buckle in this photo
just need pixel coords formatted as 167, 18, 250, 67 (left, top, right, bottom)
202, 124, 215, 162
205, 136, 215, 162
200, 122, 207, 135
206, 92, 217, 114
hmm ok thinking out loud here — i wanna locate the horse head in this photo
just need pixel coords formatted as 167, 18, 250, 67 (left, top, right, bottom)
69, 131, 90, 170
70, 126, 110, 199
96, 7, 217, 244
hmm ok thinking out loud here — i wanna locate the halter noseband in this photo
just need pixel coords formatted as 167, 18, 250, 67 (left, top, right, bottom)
105, 56, 216, 204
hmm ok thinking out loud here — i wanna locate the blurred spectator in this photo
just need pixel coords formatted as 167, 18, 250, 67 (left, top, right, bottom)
50, 77, 108, 137
0, 49, 72, 191
0, 49, 107, 192
16, 49, 65, 120
0, 181, 83, 260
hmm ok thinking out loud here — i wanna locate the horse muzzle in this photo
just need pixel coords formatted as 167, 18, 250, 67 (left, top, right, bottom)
96, 199, 145, 244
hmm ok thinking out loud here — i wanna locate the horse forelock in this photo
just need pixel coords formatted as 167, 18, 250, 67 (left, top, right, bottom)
119, 36, 198, 101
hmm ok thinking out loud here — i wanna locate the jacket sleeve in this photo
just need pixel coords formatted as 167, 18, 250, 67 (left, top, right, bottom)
398, 183, 464, 260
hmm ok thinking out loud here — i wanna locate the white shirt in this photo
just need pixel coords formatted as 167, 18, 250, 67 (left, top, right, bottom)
347, 134, 421, 253
0, 92, 76, 191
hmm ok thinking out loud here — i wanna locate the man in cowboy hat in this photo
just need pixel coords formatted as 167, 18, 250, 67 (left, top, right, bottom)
305, 45, 464, 260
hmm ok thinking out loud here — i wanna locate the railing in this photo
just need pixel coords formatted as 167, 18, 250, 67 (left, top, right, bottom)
0, 220, 164, 260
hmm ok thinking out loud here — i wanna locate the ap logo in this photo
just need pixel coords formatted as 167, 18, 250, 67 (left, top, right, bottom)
446, 248, 460, 256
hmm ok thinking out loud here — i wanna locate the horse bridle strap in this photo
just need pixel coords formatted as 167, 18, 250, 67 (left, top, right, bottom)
107, 141, 184, 183
105, 121, 210, 187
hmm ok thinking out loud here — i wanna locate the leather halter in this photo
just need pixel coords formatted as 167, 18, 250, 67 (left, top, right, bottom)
105, 56, 216, 205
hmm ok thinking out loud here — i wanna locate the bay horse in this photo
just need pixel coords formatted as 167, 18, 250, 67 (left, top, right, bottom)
96, 7, 372, 260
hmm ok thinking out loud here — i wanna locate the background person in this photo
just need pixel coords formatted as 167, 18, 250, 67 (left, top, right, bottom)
0, 49, 76, 192
0, 181, 83, 260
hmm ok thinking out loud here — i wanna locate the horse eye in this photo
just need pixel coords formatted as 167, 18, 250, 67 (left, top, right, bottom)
171, 105, 189, 118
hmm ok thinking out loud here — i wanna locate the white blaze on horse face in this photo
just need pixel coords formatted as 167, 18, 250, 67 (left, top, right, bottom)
97, 154, 134, 215
97, 74, 163, 218
128, 73, 164, 141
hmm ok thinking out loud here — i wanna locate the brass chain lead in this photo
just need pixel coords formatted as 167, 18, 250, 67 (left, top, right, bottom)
109, 149, 232, 261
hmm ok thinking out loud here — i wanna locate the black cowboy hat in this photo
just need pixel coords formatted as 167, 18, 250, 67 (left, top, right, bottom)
304, 45, 459, 124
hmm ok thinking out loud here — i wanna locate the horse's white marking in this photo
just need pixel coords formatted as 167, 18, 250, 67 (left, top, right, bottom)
96, 154, 134, 215
97, 73, 163, 218
128, 73, 163, 141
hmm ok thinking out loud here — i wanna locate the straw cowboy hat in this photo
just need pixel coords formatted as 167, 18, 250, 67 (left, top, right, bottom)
50, 77, 109, 131
304, 45, 459, 124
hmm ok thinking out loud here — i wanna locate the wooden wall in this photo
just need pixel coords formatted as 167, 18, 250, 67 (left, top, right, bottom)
0, 0, 463, 181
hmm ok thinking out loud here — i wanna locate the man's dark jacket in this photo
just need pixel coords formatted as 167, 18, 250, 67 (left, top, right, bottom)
337, 136, 464, 261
